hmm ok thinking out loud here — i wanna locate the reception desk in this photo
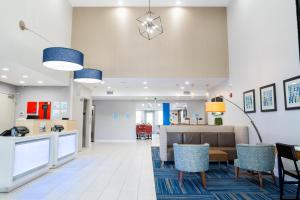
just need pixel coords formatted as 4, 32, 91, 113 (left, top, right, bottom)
0, 131, 78, 192
51, 131, 78, 168
0, 134, 52, 192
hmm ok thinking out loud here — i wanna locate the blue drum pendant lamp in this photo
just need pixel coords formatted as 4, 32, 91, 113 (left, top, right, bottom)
19, 20, 84, 71
43, 47, 84, 71
74, 68, 102, 83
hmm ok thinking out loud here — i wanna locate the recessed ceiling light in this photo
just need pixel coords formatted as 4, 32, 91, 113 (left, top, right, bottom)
19, 80, 25, 84
37, 80, 43, 84
107, 86, 111, 89
144, 86, 148, 89
143, 81, 147, 85
22, 75, 29, 78
176, 1, 182, 5
142, 103, 145, 107
2, 68, 9, 71
185, 81, 190, 85
1, 75, 7, 79
180, 86, 185, 90
118, 1, 123, 6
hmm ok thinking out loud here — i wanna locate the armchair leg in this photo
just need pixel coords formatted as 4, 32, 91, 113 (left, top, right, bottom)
178, 171, 184, 186
200, 172, 207, 189
271, 171, 276, 186
235, 167, 240, 181
258, 172, 263, 188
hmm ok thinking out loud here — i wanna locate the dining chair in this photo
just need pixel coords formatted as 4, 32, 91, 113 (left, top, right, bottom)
276, 143, 300, 200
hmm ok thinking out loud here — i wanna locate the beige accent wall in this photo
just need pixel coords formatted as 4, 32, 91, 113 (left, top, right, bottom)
72, 7, 229, 78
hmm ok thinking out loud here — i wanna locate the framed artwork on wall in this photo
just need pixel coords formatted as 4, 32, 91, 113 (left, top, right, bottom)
243, 89, 256, 113
260, 83, 277, 112
283, 75, 300, 110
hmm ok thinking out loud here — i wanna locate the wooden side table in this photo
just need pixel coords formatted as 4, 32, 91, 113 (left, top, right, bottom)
209, 149, 229, 168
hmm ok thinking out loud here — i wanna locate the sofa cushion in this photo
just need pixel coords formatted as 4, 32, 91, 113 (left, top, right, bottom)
218, 132, 236, 147
201, 132, 218, 147
183, 132, 201, 144
167, 133, 183, 147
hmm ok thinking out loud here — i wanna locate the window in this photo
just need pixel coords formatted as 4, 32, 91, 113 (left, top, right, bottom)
157, 111, 163, 125
136, 111, 143, 124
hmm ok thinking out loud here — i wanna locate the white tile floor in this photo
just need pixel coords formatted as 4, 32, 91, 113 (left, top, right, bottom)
0, 136, 159, 200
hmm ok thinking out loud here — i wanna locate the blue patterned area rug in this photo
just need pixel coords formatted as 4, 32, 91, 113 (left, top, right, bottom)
151, 147, 298, 200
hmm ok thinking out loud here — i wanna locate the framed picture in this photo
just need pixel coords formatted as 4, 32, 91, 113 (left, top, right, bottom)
260, 83, 277, 112
283, 75, 300, 110
243, 89, 256, 113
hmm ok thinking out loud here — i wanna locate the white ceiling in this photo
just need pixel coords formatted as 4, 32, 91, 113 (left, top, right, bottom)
89, 77, 227, 100
70, 0, 230, 7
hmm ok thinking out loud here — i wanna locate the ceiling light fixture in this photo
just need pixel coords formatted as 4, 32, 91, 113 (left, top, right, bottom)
176, 1, 182, 5
19, 20, 84, 71
74, 68, 103, 84
1, 75, 7, 79
19, 81, 25, 84
22, 75, 29, 78
185, 81, 190, 85
2, 68, 9, 71
136, 0, 163, 40
143, 81, 148, 85
37, 81, 43, 84
107, 86, 112, 89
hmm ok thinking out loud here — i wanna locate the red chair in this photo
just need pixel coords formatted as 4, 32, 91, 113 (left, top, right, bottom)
145, 124, 152, 140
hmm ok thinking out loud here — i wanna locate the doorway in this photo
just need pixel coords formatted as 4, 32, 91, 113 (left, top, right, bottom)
91, 105, 95, 142
145, 111, 154, 131
82, 99, 88, 147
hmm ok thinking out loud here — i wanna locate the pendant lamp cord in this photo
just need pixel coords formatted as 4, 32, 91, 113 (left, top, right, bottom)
19, 20, 56, 46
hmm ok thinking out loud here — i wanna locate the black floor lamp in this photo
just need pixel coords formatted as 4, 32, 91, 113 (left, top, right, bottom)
205, 96, 263, 143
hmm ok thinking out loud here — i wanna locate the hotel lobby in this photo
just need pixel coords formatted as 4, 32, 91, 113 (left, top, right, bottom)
0, 0, 300, 199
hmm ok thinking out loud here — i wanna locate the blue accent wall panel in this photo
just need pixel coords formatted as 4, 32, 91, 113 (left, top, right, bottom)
163, 103, 170, 125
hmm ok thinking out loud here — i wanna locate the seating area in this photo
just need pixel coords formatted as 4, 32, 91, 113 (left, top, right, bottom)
159, 125, 249, 162
157, 125, 300, 199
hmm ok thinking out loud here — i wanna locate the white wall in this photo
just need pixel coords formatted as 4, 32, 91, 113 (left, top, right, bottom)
70, 82, 93, 150
0, 82, 16, 133
93, 101, 136, 141
0, 0, 73, 86
15, 86, 70, 118
211, 0, 300, 145
0, 82, 16, 95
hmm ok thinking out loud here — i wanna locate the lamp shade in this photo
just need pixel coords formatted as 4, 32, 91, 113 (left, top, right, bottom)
74, 68, 102, 83
205, 102, 226, 112
43, 47, 84, 71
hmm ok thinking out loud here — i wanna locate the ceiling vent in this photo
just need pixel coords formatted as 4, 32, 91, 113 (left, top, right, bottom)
183, 91, 191, 95
106, 91, 114, 95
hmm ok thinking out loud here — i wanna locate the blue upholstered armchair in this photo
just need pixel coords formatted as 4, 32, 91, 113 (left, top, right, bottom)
234, 144, 276, 187
173, 143, 209, 189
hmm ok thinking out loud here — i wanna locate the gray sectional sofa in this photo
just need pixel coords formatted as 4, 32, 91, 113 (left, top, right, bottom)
159, 125, 249, 162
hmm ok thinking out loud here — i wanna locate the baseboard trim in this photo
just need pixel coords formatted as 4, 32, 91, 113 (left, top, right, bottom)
94, 140, 136, 143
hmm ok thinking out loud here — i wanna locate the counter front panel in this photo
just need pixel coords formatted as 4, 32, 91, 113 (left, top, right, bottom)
13, 138, 50, 179
58, 133, 76, 160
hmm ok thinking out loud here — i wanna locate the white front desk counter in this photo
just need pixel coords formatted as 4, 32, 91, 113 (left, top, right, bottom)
51, 131, 78, 168
0, 131, 78, 192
